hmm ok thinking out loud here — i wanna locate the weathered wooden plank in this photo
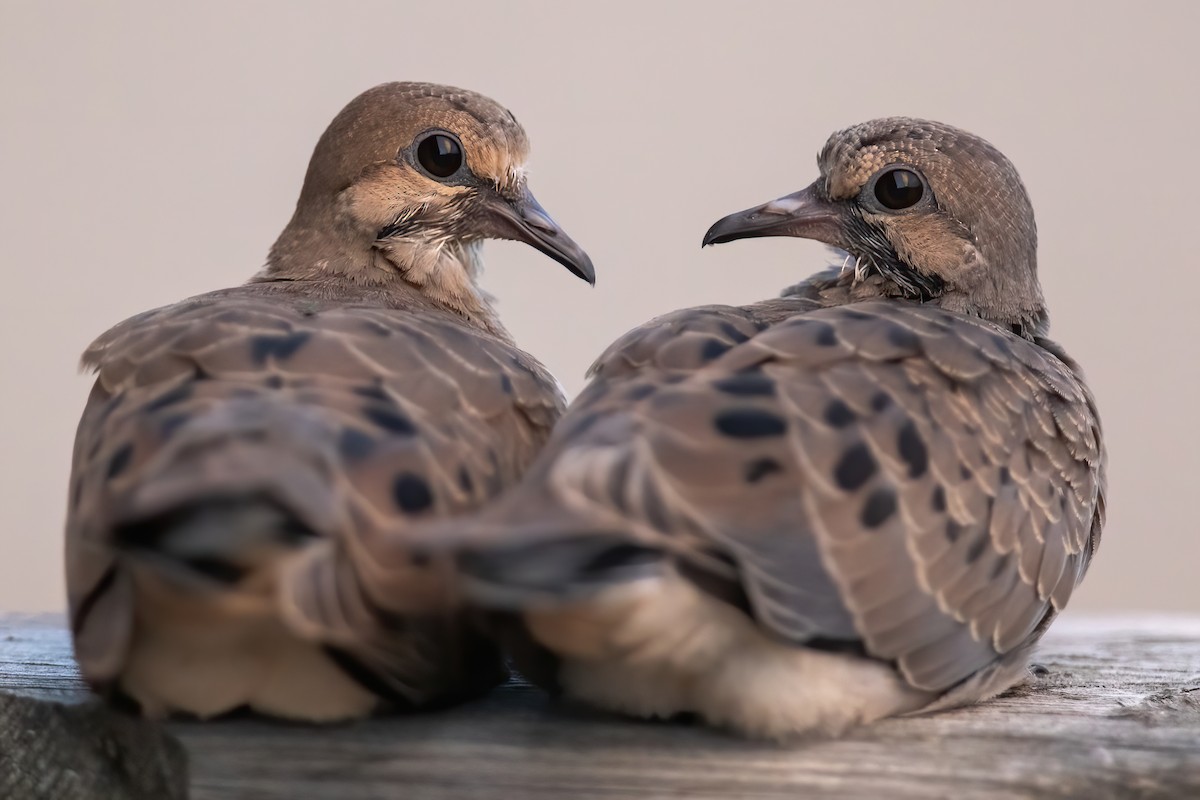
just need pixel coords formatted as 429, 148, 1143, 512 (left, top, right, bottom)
2, 614, 1198, 799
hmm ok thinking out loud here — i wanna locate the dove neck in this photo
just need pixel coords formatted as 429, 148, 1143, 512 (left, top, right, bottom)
778, 263, 1049, 340
941, 259, 1048, 339
261, 211, 513, 342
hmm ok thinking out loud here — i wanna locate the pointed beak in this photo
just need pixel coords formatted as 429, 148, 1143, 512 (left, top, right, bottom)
485, 187, 595, 285
702, 180, 849, 250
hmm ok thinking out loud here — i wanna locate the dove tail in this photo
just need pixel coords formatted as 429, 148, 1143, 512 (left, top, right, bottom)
105, 401, 342, 587
455, 531, 665, 609
113, 495, 318, 585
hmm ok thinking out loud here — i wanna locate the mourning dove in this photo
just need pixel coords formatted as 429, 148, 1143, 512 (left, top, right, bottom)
404, 118, 1105, 738
65, 82, 594, 721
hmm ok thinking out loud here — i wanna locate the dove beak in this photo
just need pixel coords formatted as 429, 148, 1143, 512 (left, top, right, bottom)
484, 187, 596, 286
701, 180, 849, 250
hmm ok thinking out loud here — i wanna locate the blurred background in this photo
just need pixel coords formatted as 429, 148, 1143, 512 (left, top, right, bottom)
0, 1, 1195, 613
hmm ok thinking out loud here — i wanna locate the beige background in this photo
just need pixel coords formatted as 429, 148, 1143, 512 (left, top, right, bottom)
0, 1, 1195, 613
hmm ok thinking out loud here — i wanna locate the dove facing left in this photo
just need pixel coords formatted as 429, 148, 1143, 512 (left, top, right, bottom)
65, 82, 593, 721
386, 117, 1105, 739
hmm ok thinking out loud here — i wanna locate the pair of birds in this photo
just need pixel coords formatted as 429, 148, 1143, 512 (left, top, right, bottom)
65, 82, 1105, 739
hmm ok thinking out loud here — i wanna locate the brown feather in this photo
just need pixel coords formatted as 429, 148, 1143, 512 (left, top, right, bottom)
65, 82, 585, 720
440, 117, 1106, 738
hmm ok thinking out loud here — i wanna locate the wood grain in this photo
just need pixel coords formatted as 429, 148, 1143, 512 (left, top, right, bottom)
2, 613, 1198, 799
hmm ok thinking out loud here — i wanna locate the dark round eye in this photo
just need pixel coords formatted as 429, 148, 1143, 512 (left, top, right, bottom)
873, 168, 925, 210
416, 133, 463, 179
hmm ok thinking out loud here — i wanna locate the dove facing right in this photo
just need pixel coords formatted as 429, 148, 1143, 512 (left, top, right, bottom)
65, 82, 593, 721
376, 117, 1106, 739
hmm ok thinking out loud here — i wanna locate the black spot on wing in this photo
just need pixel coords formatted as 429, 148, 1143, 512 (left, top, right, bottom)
897, 420, 928, 478
353, 382, 391, 403
249, 331, 312, 365
932, 485, 946, 512
700, 339, 731, 361
712, 373, 775, 397
392, 473, 434, 514
834, 443, 876, 491
714, 408, 787, 439
745, 457, 783, 483
824, 399, 856, 428
861, 488, 897, 528
814, 323, 838, 347
364, 407, 417, 437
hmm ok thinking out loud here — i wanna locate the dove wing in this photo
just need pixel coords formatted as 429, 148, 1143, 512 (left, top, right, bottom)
528, 300, 1104, 693
67, 284, 563, 701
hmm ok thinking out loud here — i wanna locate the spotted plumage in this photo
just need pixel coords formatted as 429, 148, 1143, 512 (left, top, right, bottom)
65, 82, 593, 721
396, 117, 1105, 739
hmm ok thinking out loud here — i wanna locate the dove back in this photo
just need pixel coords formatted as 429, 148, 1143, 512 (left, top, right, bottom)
441, 117, 1105, 739
64, 82, 593, 720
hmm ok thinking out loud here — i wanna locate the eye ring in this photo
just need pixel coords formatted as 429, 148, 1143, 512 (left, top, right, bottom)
870, 166, 926, 211
412, 130, 465, 180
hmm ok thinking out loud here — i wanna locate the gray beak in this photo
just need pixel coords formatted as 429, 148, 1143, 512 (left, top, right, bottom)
486, 188, 595, 285
702, 180, 849, 250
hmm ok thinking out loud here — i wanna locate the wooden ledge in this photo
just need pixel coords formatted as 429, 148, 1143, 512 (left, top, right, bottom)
2, 613, 1198, 799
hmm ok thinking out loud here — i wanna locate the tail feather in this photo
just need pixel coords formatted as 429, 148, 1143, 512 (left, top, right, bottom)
71, 397, 344, 689
456, 531, 665, 609
113, 495, 317, 587
105, 399, 344, 587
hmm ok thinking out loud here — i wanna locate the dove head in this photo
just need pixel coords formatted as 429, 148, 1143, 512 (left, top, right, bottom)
704, 118, 1045, 336
266, 82, 593, 310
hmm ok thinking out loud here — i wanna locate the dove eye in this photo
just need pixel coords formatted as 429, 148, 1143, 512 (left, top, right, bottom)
872, 167, 925, 210
414, 131, 464, 179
